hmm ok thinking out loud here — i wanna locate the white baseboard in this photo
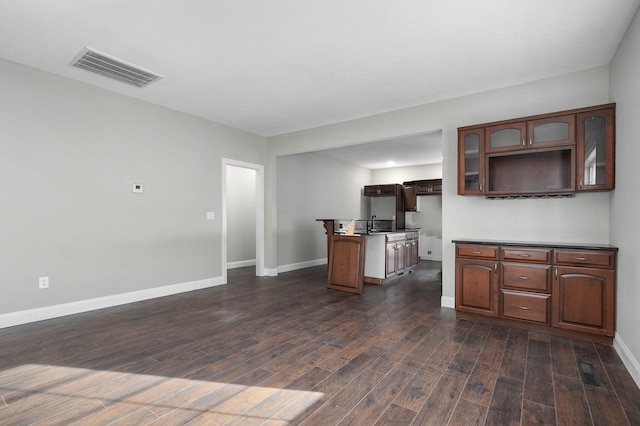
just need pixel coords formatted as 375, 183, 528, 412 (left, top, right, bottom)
278, 258, 327, 274
420, 255, 443, 261
441, 296, 455, 309
227, 259, 256, 269
0, 276, 226, 330
614, 332, 640, 388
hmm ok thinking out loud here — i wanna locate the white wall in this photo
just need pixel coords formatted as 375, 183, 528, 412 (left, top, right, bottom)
610, 6, 640, 385
226, 165, 256, 267
267, 64, 611, 312
276, 151, 371, 269
0, 58, 266, 320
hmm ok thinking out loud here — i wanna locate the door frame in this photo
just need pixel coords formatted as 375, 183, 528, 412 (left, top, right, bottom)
222, 158, 265, 281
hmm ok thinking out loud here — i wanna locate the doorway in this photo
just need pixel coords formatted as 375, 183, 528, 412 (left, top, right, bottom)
221, 158, 265, 282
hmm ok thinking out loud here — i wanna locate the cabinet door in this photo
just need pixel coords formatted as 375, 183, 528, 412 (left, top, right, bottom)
458, 129, 484, 195
403, 185, 417, 211
576, 107, 615, 191
527, 114, 576, 149
327, 235, 366, 294
553, 266, 615, 336
455, 258, 499, 316
486, 122, 527, 153
386, 242, 398, 278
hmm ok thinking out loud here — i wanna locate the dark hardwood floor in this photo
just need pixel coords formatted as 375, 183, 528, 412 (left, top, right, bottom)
1, 261, 639, 425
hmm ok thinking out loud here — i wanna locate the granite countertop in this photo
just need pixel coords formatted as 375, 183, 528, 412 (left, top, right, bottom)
451, 239, 618, 251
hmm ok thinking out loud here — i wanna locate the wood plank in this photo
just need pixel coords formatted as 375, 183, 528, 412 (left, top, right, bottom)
485, 375, 523, 425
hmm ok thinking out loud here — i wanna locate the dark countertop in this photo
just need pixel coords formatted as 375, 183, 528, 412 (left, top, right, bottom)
452, 239, 618, 251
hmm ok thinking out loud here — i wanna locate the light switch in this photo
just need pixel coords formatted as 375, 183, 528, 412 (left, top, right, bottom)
206, 212, 215, 220
132, 183, 144, 193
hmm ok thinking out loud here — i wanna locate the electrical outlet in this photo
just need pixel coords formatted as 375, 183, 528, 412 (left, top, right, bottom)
39, 276, 49, 289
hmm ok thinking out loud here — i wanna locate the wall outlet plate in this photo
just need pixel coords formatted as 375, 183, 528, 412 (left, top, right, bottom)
39, 276, 49, 289
206, 212, 215, 220
132, 183, 144, 193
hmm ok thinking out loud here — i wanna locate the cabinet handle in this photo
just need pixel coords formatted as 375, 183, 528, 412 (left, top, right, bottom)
575, 257, 588, 261
521, 137, 525, 147
471, 251, 481, 254
518, 305, 531, 310
518, 254, 532, 258
494, 264, 498, 273
518, 276, 530, 280
579, 177, 583, 189
529, 136, 532, 147
555, 269, 558, 279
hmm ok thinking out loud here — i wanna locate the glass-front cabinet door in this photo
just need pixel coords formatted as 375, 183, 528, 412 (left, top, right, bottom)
485, 122, 526, 152
577, 107, 615, 191
458, 128, 484, 195
528, 114, 576, 149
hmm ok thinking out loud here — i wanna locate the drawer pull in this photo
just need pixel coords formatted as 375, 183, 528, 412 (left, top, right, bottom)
518, 253, 532, 258
575, 257, 589, 261
517, 276, 530, 280
471, 251, 481, 254
518, 305, 531, 310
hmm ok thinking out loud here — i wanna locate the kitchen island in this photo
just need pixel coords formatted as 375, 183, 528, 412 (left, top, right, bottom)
317, 219, 420, 293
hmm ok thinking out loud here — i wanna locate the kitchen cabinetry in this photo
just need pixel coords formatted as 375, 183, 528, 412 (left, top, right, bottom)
363, 184, 405, 228
500, 247, 552, 325
385, 231, 419, 278
327, 235, 366, 294
553, 249, 616, 336
577, 107, 615, 191
453, 240, 618, 342
458, 129, 484, 195
403, 179, 442, 211
486, 114, 575, 153
457, 103, 615, 197
454, 244, 499, 316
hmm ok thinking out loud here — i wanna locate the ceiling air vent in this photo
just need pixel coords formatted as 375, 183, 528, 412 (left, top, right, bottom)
70, 47, 163, 88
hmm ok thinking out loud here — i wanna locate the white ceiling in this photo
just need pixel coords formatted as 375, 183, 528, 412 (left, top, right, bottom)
316, 131, 443, 169
0, 0, 638, 143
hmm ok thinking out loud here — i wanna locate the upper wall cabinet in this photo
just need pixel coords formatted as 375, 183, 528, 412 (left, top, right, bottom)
458, 129, 485, 195
457, 103, 615, 197
577, 107, 615, 191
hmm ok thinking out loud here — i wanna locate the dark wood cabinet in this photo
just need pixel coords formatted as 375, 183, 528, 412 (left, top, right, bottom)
454, 240, 617, 342
458, 129, 484, 195
553, 248, 616, 336
327, 235, 366, 294
458, 103, 615, 197
402, 185, 417, 211
363, 183, 405, 228
553, 266, 615, 337
576, 106, 615, 191
455, 244, 500, 317
455, 257, 499, 317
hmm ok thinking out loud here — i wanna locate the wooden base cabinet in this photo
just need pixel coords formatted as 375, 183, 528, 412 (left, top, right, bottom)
327, 235, 366, 294
454, 240, 617, 341
553, 265, 615, 337
455, 258, 499, 317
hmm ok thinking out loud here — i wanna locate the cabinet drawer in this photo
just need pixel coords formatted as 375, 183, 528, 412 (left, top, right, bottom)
502, 290, 550, 324
456, 244, 499, 260
501, 247, 552, 263
554, 249, 615, 269
502, 263, 551, 292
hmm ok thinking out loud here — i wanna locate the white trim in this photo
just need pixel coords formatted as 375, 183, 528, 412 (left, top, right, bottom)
0, 276, 225, 330
441, 295, 455, 309
222, 159, 266, 280
263, 268, 279, 277
420, 255, 443, 261
614, 332, 640, 388
277, 258, 327, 274
227, 259, 257, 269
